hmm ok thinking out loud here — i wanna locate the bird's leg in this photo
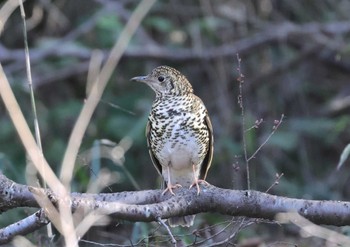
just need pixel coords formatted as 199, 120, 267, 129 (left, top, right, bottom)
189, 164, 209, 195
162, 165, 182, 196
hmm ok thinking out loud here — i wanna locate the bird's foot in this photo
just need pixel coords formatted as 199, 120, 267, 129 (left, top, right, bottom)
162, 183, 182, 196
189, 179, 209, 195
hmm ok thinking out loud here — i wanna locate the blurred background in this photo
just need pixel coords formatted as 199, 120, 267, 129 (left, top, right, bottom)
1, 0, 350, 246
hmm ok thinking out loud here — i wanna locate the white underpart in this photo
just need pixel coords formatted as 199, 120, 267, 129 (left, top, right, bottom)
158, 114, 201, 187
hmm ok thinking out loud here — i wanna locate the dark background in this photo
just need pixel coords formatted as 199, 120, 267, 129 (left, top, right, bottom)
1, 0, 350, 245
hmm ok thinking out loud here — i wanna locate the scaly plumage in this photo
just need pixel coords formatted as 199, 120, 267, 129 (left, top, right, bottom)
132, 65, 214, 227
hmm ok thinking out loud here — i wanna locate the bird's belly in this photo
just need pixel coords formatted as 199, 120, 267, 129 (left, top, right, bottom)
159, 138, 198, 168
156, 119, 201, 169
160, 140, 198, 185
162, 143, 194, 170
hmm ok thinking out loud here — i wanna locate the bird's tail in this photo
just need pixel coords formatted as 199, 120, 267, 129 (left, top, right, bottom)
168, 215, 195, 227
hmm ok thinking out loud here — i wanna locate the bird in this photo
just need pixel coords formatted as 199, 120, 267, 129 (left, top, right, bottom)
131, 65, 214, 227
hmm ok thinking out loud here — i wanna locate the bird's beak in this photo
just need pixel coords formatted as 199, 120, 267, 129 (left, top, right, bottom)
131, 76, 147, 82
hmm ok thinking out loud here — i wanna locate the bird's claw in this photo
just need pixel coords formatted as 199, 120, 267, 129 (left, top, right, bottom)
162, 183, 182, 196
189, 179, 209, 195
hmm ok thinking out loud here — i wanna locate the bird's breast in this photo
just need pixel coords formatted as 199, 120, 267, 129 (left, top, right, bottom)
149, 104, 209, 170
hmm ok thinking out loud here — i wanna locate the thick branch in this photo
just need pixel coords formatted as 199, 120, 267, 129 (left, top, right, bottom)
1, 171, 350, 244
1, 173, 349, 227
0, 173, 38, 210
66, 187, 349, 226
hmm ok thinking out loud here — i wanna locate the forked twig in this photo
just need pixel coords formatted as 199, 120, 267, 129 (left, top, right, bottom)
247, 114, 285, 162
244, 118, 263, 132
156, 217, 177, 246
265, 173, 284, 193
237, 54, 284, 192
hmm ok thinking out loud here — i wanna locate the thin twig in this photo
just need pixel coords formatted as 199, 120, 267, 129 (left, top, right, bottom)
247, 114, 285, 162
236, 53, 250, 191
190, 220, 235, 246
265, 173, 284, 193
244, 118, 263, 132
18, 0, 53, 238
18, 1, 42, 156
100, 100, 136, 116
156, 217, 177, 246
205, 218, 254, 247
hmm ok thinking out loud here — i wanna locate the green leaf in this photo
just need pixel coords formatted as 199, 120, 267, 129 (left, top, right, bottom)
145, 17, 173, 32
337, 143, 350, 170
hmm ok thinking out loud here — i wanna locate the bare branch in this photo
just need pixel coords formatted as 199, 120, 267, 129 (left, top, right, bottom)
247, 114, 285, 162
277, 212, 350, 246
1, 170, 350, 244
2, 20, 350, 72
156, 217, 177, 246
0, 209, 49, 245
1, 173, 350, 229
236, 53, 250, 190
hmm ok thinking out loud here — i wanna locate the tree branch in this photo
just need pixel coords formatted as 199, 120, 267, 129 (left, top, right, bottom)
0, 209, 49, 245
2, 21, 350, 67
1, 172, 349, 229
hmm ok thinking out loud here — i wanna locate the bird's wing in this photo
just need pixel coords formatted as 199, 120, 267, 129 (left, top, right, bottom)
199, 113, 214, 180
145, 121, 162, 177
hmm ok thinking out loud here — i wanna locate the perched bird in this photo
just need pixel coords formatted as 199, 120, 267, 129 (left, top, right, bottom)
132, 66, 214, 227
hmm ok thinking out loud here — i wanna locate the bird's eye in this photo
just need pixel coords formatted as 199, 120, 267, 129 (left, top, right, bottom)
158, 76, 165, 82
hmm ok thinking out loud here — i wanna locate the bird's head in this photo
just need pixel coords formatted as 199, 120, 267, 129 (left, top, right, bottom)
131, 66, 193, 97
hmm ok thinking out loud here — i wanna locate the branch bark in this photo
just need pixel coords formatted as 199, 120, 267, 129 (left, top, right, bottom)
0, 172, 349, 244
1, 172, 350, 224
0, 210, 49, 245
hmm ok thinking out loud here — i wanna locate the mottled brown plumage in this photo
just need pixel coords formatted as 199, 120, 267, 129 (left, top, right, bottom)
132, 66, 214, 227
